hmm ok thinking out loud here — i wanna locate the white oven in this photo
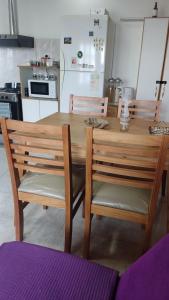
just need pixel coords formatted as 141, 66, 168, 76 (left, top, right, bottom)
28, 79, 57, 99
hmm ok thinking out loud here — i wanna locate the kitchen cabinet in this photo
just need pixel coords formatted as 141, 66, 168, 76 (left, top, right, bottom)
39, 100, 58, 119
22, 98, 39, 122
22, 98, 58, 122
112, 20, 144, 93
19, 64, 59, 121
136, 18, 169, 100
113, 18, 169, 108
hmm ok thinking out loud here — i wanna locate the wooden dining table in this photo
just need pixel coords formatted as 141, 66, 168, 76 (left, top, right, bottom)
38, 112, 169, 231
38, 112, 167, 165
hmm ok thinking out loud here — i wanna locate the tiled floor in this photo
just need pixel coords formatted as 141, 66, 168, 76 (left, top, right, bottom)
0, 142, 167, 273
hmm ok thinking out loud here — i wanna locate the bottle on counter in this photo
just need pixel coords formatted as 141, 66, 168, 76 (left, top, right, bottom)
152, 2, 158, 18
40, 55, 48, 66
120, 98, 130, 132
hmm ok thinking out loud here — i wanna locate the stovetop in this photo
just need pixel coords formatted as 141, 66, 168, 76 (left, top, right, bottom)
0, 88, 20, 94
0, 82, 21, 94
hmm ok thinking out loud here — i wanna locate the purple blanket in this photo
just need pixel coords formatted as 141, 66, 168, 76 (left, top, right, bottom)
116, 234, 169, 300
0, 242, 118, 300
1, 234, 169, 299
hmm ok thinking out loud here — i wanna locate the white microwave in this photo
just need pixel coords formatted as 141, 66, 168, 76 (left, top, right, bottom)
28, 79, 57, 99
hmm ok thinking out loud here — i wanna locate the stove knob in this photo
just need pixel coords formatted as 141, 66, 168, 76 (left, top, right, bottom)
5, 96, 8, 99
1, 96, 4, 99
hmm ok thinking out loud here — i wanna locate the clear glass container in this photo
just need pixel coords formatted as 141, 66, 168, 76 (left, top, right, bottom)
107, 78, 115, 103
114, 78, 123, 104
120, 114, 130, 132
120, 99, 130, 131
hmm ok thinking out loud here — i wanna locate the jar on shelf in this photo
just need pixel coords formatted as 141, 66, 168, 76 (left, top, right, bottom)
46, 58, 53, 67
32, 73, 37, 79
40, 54, 52, 67
40, 57, 46, 66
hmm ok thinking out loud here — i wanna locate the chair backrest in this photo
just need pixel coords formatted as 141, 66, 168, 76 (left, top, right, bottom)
117, 99, 160, 121
1, 119, 73, 202
69, 95, 108, 116
86, 127, 168, 216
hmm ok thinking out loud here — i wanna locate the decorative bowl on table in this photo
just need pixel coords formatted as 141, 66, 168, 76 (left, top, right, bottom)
149, 122, 169, 135
84, 118, 109, 129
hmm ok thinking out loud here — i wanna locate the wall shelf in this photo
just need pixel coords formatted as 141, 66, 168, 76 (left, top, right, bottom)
18, 64, 59, 69
18, 64, 60, 99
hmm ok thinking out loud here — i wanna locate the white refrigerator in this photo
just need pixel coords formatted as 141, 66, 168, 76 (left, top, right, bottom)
60, 15, 109, 113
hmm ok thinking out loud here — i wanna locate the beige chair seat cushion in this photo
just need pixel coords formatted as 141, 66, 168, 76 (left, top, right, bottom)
92, 182, 151, 214
18, 166, 85, 200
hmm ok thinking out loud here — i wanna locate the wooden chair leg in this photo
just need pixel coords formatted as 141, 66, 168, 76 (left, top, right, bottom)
15, 201, 24, 241
82, 198, 85, 218
162, 170, 167, 197
141, 224, 145, 230
143, 223, 153, 253
64, 212, 72, 253
83, 214, 92, 259
43, 206, 48, 210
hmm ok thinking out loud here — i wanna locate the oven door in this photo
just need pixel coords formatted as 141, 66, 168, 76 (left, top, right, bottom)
0, 101, 22, 120
0, 102, 12, 118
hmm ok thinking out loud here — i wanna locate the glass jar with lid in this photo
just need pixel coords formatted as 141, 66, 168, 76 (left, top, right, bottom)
114, 78, 123, 104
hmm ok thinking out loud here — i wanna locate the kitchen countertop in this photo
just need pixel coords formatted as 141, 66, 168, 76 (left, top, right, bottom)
22, 97, 59, 101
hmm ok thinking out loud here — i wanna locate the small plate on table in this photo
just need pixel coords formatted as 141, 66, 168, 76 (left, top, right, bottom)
84, 118, 109, 129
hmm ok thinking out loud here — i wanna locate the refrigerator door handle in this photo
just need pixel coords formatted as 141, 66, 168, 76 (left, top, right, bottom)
60, 49, 65, 71
60, 70, 65, 101
60, 49, 65, 97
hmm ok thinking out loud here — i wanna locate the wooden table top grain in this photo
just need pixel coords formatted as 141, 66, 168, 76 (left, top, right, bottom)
38, 113, 155, 163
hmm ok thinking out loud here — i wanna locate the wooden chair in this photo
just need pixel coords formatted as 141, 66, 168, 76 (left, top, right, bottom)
83, 127, 168, 258
117, 99, 161, 121
1, 119, 85, 253
69, 95, 108, 116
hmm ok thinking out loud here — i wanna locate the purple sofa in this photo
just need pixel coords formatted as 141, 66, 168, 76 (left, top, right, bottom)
0, 234, 169, 300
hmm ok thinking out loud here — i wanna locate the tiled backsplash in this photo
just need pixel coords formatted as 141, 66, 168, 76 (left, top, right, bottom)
0, 38, 60, 87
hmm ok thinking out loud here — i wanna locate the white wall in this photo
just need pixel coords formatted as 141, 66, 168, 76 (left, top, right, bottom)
0, 0, 169, 38
0, 39, 59, 86
0, 0, 169, 88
